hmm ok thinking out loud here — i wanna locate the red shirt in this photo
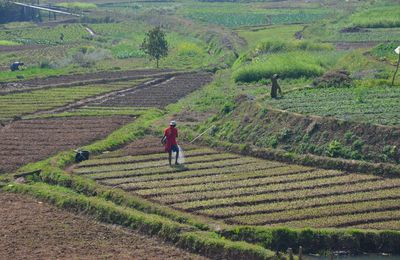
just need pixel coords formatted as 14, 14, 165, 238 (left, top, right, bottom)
164, 126, 178, 151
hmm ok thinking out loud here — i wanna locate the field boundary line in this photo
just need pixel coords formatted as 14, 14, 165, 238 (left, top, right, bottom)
230, 205, 400, 226
0, 70, 190, 96
174, 180, 399, 211
208, 194, 400, 219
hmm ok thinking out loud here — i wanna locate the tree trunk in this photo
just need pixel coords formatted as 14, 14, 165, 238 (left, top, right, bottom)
156, 58, 159, 68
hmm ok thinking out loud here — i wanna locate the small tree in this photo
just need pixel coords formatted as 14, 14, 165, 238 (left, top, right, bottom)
140, 26, 168, 68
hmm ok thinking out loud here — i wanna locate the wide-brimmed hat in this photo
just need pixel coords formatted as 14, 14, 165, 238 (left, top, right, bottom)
170, 120, 177, 126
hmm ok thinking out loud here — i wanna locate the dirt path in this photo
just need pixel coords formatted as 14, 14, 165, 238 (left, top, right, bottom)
0, 191, 207, 260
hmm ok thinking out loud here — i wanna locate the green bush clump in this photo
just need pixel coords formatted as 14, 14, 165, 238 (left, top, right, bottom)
255, 40, 333, 55
233, 52, 325, 83
326, 140, 362, 160
350, 6, 400, 28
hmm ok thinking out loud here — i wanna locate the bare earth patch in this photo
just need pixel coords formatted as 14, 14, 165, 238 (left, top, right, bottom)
0, 116, 134, 173
0, 191, 207, 260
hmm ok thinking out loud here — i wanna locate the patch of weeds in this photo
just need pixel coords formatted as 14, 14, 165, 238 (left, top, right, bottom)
221, 102, 235, 114
326, 140, 344, 157
344, 131, 354, 143
382, 145, 399, 162
278, 128, 292, 142
326, 140, 362, 160
354, 86, 368, 103
352, 139, 364, 151
267, 136, 279, 148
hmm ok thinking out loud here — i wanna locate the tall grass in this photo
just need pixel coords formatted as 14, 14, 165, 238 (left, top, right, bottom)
350, 6, 400, 28
0, 40, 21, 46
233, 51, 330, 83
57, 2, 97, 10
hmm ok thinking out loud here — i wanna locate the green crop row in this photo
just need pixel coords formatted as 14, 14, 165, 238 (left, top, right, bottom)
199, 188, 400, 219
268, 85, 400, 126
173, 177, 398, 211
78, 148, 218, 167
92, 162, 270, 185
354, 220, 400, 230
0, 24, 88, 44
349, 6, 400, 28
277, 209, 400, 229
114, 162, 283, 185
134, 162, 286, 195
75, 153, 241, 174
121, 164, 285, 188
24, 107, 149, 119
0, 82, 141, 120
184, 9, 329, 28
230, 199, 400, 226
154, 169, 343, 200
119, 165, 314, 191
90, 158, 259, 182
157, 172, 375, 205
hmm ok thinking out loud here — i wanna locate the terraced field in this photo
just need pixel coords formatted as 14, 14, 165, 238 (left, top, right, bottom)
0, 79, 149, 122
90, 72, 213, 108
73, 137, 400, 230
0, 116, 134, 173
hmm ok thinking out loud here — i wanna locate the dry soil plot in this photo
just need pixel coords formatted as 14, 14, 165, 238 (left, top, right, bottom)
0, 68, 175, 94
92, 72, 213, 108
73, 137, 400, 231
0, 116, 133, 173
0, 192, 207, 260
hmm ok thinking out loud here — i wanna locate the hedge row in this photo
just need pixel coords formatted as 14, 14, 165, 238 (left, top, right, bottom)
3, 182, 281, 260
220, 226, 400, 254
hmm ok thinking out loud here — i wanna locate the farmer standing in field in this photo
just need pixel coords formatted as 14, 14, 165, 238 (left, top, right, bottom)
162, 120, 179, 166
270, 74, 283, 99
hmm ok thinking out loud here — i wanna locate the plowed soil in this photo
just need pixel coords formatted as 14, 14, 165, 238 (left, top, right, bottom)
0, 192, 207, 260
93, 72, 213, 108
0, 68, 175, 94
0, 116, 134, 173
0, 44, 45, 52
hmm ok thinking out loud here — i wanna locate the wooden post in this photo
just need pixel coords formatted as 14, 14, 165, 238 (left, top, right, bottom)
392, 52, 400, 86
298, 246, 303, 260
329, 251, 334, 260
287, 248, 294, 260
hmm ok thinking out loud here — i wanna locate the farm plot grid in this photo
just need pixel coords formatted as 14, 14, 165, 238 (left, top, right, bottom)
0, 80, 148, 122
73, 137, 400, 230
89, 72, 213, 108
0, 116, 134, 174
0, 68, 174, 94
267, 86, 400, 126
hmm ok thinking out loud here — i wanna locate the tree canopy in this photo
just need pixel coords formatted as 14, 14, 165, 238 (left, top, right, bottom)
140, 26, 169, 68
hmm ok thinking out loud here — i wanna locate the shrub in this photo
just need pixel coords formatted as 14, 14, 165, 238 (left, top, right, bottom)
312, 69, 352, 88
233, 52, 325, 83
